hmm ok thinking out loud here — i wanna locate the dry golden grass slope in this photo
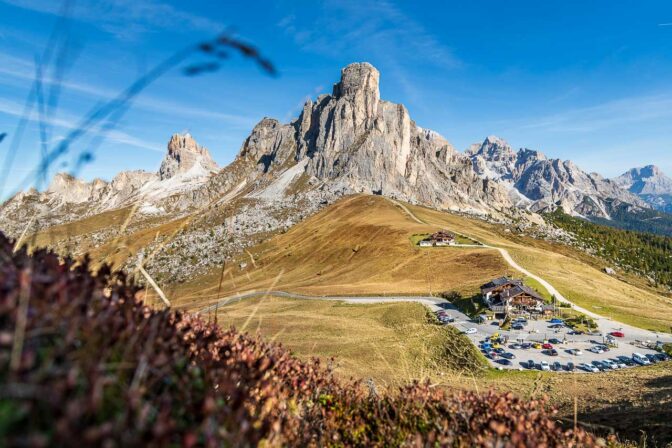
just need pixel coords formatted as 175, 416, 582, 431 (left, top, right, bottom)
215, 296, 487, 387
170, 195, 515, 309
406, 203, 672, 332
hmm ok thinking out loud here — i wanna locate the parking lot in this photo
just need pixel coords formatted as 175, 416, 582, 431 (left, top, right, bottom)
433, 303, 670, 372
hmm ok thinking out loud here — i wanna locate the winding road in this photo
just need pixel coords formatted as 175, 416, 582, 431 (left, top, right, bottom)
198, 198, 670, 351
386, 198, 671, 343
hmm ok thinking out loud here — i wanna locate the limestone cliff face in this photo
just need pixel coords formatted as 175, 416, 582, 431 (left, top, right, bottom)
467, 136, 646, 217
159, 133, 218, 180
235, 62, 513, 214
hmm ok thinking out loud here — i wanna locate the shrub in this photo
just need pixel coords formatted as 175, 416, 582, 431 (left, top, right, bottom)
0, 233, 599, 447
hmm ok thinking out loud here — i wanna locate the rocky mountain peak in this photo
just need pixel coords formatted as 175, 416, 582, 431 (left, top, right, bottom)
332, 62, 380, 102
614, 164, 672, 197
159, 133, 219, 180
470, 136, 516, 161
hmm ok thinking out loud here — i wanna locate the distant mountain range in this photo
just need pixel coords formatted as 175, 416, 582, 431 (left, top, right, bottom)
613, 165, 672, 214
1, 62, 670, 277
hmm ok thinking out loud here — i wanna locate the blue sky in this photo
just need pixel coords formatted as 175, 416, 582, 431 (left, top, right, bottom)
1, 0, 672, 197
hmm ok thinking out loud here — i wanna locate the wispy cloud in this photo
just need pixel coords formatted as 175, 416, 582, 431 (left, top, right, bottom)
0, 97, 163, 152
497, 92, 672, 134
2, 0, 223, 39
0, 53, 257, 128
658, 22, 672, 27
278, 0, 461, 70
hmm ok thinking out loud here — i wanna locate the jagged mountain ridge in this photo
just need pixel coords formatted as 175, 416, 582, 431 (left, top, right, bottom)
613, 165, 672, 213
0, 133, 219, 235
0, 61, 664, 279
232, 62, 513, 215
466, 135, 647, 218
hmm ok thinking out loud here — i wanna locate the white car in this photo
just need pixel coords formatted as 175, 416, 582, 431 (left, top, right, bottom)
632, 353, 650, 365
539, 361, 550, 371
464, 328, 478, 335
602, 359, 618, 370
568, 349, 583, 356
579, 362, 599, 373
588, 346, 604, 354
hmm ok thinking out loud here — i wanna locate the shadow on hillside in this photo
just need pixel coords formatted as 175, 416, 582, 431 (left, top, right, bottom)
570, 371, 672, 446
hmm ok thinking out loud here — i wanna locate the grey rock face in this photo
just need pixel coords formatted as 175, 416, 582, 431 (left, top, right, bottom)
159, 133, 219, 180
613, 165, 672, 212
235, 62, 513, 215
467, 136, 646, 218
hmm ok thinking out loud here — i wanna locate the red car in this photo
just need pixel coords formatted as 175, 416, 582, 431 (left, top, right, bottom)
542, 343, 553, 350
610, 331, 625, 338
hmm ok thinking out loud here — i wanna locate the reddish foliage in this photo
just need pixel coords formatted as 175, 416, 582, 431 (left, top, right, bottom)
0, 233, 599, 447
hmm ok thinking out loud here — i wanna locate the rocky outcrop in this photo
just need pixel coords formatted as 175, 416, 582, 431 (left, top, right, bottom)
614, 165, 672, 213
159, 133, 218, 180
467, 136, 647, 218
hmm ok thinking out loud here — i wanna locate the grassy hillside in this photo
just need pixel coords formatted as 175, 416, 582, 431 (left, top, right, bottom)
405, 203, 672, 332
170, 195, 515, 309
166, 195, 672, 332
547, 209, 672, 290
213, 296, 487, 386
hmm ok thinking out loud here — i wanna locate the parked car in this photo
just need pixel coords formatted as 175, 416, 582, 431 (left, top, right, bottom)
602, 359, 618, 370
610, 358, 627, 369
566, 362, 575, 371
567, 348, 583, 356
464, 328, 477, 335
521, 343, 532, 349
548, 338, 562, 345
509, 343, 522, 350
501, 352, 516, 360
632, 353, 650, 366
533, 343, 542, 349
552, 361, 562, 371
546, 349, 559, 357
549, 324, 564, 329
527, 359, 536, 369
645, 354, 659, 364
591, 360, 608, 371
609, 331, 625, 338
512, 323, 524, 330
579, 362, 599, 373
615, 355, 634, 366
654, 353, 670, 362
497, 358, 512, 366
542, 343, 553, 350
588, 346, 604, 354
539, 361, 550, 371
